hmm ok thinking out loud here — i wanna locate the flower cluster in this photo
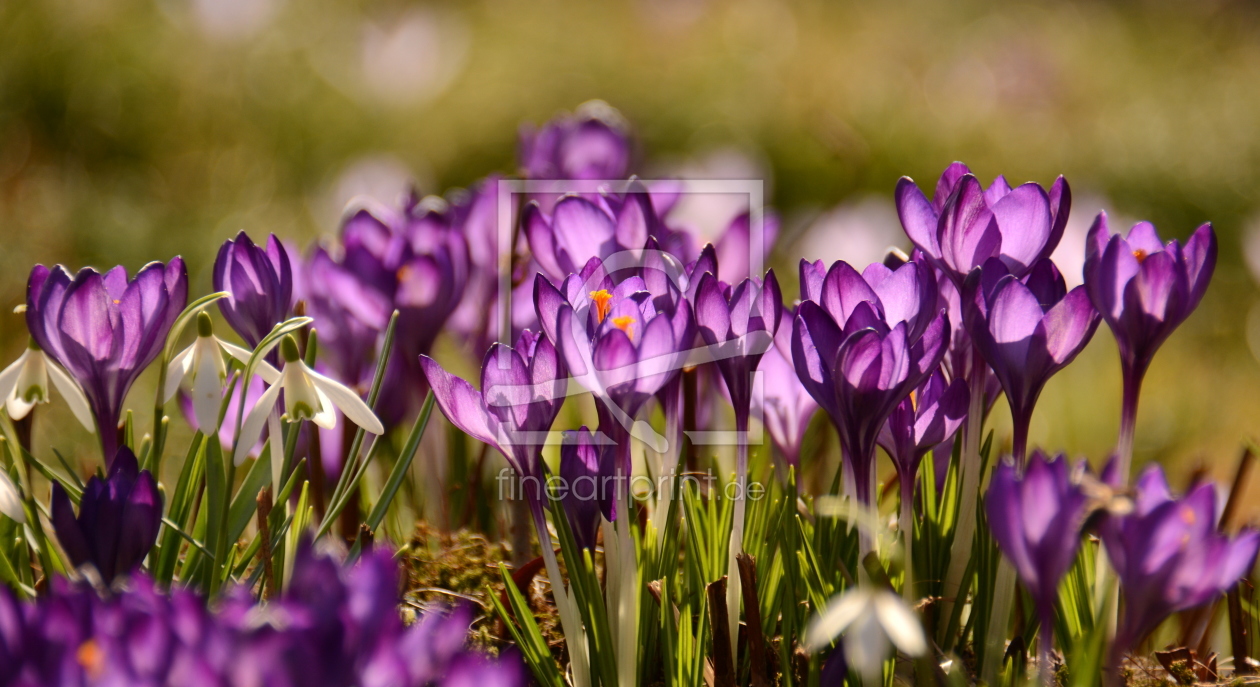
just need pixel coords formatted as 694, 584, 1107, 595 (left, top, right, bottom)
2, 102, 1254, 687
0, 542, 523, 687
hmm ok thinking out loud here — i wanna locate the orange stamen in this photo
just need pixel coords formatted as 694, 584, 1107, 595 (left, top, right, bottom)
909, 389, 918, 411
77, 640, 105, 679
1132, 249, 1148, 263
396, 265, 414, 282
611, 315, 634, 336
590, 290, 613, 323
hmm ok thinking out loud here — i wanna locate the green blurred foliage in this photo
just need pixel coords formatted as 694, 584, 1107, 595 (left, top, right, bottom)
3, 0, 1260, 484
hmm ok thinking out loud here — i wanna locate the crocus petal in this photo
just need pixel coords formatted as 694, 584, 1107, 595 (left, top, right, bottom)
114, 470, 162, 577
419, 356, 509, 460
895, 177, 940, 258
1182, 223, 1217, 309
939, 176, 1001, 280
306, 366, 385, 435
821, 261, 880, 328
695, 273, 732, 344
990, 183, 1052, 273
799, 259, 827, 303
533, 274, 569, 346
234, 381, 282, 466
551, 195, 616, 273
50, 482, 88, 565
1040, 287, 1099, 364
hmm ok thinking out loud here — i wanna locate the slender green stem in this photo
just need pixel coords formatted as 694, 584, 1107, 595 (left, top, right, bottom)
938, 346, 986, 647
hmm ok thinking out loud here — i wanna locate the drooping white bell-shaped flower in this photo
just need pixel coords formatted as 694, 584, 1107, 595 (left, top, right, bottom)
0, 338, 93, 431
0, 470, 25, 524
165, 313, 280, 435
804, 585, 927, 682
233, 335, 384, 466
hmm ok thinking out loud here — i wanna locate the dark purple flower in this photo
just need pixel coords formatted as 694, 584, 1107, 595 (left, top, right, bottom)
964, 258, 1100, 463
0, 540, 524, 686
1101, 465, 1260, 662
1083, 213, 1217, 477
420, 330, 566, 483
895, 162, 1070, 287
791, 257, 948, 507
877, 369, 968, 500
985, 451, 1091, 679
26, 259, 188, 463
694, 269, 783, 430
213, 231, 294, 348
50, 446, 162, 584
518, 101, 631, 182
559, 427, 604, 550
756, 308, 819, 474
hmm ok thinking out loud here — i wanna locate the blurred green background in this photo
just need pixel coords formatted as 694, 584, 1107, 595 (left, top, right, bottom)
3, 0, 1260, 486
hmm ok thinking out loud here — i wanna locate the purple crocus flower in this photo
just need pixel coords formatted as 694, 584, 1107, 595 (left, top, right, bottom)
756, 308, 819, 476
303, 194, 469, 423
26, 259, 188, 463
964, 258, 1100, 463
49, 446, 162, 584
1100, 465, 1260, 666
523, 180, 686, 285
895, 162, 1071, 287
985, 451, 1092, 682
712, 211, 780, 286
1083, 213, 1217, 478
213, 231, 294, 348
877, 369, 968, 507
559, 427, 604, 551
791, 257, 948, 509
519, 101, 631, 183
420, 330, 566, 484
535, 263, 693, 474
694, 269, 783, 431
448, 175, 511, 354
301, 247, 385, 390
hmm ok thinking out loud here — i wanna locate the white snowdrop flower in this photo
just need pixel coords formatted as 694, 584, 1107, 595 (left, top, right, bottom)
0, 338, 93, 431
804, 586, 927, 682
233, 335, 384, 466
0, 470, 24, 524
165, 313, 280, 435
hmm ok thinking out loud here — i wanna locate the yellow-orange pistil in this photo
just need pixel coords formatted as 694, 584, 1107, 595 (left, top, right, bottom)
590, 290, 614, 323
1132, 249, 1149, 263
611, 315, 635, 337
